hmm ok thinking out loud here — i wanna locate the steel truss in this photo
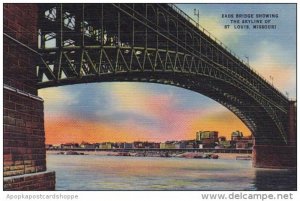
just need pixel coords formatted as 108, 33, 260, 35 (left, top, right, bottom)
36, 3, 291, 144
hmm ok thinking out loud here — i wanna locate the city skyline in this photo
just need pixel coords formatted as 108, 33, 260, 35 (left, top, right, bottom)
46, 130, 251, 145
46, 130, 253, 151
38, 4, 296, 144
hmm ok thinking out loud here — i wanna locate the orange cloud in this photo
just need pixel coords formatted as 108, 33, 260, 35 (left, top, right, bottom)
45, 112, 250, 144
45, 102, 251, 144
45, 115, 154, 144
42, 83, 251, 144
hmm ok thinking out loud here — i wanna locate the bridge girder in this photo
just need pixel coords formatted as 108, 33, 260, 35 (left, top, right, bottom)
33, 3, 290, 144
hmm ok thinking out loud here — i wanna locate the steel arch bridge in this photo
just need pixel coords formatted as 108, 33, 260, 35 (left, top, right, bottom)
35, 3, 291, 145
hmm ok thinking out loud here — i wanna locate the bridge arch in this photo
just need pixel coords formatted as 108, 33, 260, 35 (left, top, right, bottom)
36, 68, 280, 144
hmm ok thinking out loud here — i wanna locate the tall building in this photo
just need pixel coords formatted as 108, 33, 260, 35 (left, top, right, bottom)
235, 135, 253, 149
231, 130, 244, 141
218, 136, 226, 142
196, 131, 218, 142
196, 131, 218, 148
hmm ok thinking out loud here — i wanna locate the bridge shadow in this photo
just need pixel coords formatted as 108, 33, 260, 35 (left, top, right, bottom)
253, 168, 297, 191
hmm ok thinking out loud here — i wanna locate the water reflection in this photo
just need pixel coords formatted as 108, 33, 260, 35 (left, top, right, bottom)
47, 154, 296, 191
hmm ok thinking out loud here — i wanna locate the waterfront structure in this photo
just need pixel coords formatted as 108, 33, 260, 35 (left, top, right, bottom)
133, 141, 160, 149
80, 142, 96, 149
94, 143, 101, 149
99, 142, 112, 149
174, 141, 186, 149
52, 144, 62, 149
46, 144, 53, 149
160, 143, 166, 149
133, 141, 145, 149
160, 142, 176, 149
151, 142, 161, 149
62, 143, 79, 149
218, 140, 232, 149
235, 136, 253, 149
121, 142, 134, 149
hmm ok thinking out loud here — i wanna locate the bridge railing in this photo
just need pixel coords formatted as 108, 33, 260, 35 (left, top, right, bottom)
168, 3, 288, 100
167, 4, 244, 63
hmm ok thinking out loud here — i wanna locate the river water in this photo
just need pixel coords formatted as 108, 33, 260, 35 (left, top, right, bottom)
47, 154, 296, 191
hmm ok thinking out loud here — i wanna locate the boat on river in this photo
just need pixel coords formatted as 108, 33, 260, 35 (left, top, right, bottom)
57, 151, 85, 155
236, 155, 252, 160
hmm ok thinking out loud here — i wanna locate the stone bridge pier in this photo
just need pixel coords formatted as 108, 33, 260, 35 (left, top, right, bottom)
253, 101, 296, 168
4, 4, 55, 190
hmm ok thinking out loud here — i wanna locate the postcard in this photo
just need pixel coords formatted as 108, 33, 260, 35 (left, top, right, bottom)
3, 2, 297, 198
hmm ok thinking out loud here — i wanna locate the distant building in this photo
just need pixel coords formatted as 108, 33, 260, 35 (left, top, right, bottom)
160, 143, 166, 149
179, 140, 196, 149
196, 131, 218, 142
236, 141, 248, 149
160, 141, 176, 149
218, 136, 226, 142
228, 131, 254, 149
133, 141, 160, 149
166, 144, 176, 149
62, 143, 79, 149
235, 135, 253, 149
45, 144, 53, 149
195, 131, 218, 148
216, 136, 231, 148
94, 143, 101, 149
185, 144, 193, 149
99, 142, 112, 149
52, 144, 62, 149
120, 142, 133, 149
218, 140, 231, 149
80, 142, 96, 149
231, 130, 243, 141
174, 141, 186, 149
151, 142, 161, 149
110, 142, 120, 149
133, 141, 145, 149
143, 142, 160, 149
243, 136, 253, 141
160, 141, 187, 149
144, 142, 151, 149
110, 143, 119, 149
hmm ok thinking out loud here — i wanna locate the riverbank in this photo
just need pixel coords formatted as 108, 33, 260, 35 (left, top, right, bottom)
46, 150, 252, 160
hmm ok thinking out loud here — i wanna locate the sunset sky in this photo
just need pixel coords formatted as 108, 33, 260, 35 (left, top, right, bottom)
39, 4, 296, 144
